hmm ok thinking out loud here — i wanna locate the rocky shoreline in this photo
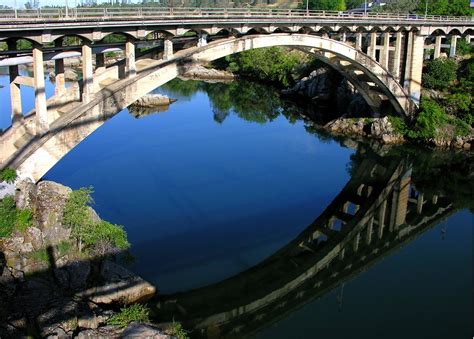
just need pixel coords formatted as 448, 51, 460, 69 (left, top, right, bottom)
0, 180, 166, 338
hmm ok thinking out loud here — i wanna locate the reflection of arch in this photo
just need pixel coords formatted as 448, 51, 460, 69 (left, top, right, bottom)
247, 27, 270, 35
149, 155, 455, 336
273, 27, 292, 33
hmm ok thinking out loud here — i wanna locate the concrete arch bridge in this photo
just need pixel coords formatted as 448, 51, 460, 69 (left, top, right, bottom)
0, 9, 473, 179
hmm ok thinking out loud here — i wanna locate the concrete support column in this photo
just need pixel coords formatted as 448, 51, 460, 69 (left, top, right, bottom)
405, 33, 425, 105
449, 35, 458, 57
81, 43, 94, 103
96, 53, 105, 72
7, 40, 22, 124
197, 33, 208, 47
125, 39, 136, 78
54, 40, 65, 96
33, 47, 48, 135
380, 32, 390, 69
465, 35, 471, 44
341, 31, 347, 43
163, 38, 173, 61
355, 32, 363, 51
434, 35, 442, 59
368, 32, 377, 60
392, 32, 402, 79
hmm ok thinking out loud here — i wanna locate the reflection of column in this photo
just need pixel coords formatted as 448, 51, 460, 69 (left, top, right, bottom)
82, 43, 94, 103
366, 217, 373, 245
356, 32, 363, 51
449, 35, 458, 57
434, 35, 442, 59
392, 32, 402, 79
378, 200, 387, 239
8, 40, 22, 124
33, 47, 48, 135
125, 39, 136, 78
54, 40, 65, 96
353, 232, 360, 252
416, 193, 424, 214
432, 195, 438, 204
339, 247, 345, 260
368, 32, 377, 60
380, 32, 390, 68
163, 38, 173, 61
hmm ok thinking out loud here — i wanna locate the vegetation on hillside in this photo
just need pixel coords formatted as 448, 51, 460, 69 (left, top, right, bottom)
62, 187, 130, 254
0, 196, 33, 238
107, 304, 150, 328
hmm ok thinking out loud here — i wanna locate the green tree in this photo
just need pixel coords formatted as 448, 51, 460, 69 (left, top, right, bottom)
303, 0, 346, 10
422, 58, 457, 90
62, 187, 94, 253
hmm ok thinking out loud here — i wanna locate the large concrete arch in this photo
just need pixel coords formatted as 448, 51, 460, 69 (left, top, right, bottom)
5, 34, 417, 182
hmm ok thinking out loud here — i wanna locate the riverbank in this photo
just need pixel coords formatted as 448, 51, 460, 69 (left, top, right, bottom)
0, 179, 168, 337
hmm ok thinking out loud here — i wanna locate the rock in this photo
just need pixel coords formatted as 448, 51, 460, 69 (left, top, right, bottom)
76, 323, 171, 339
35, 181, 72, 245
181, 63, 235, 80
132, 94, 176, 108
15, 178, 37, 210
25, 227, 43, 250
370, 117, 394, 138
122, 322, 171, 338
48, 69, 78, 81
81, 260, 156, 305
0, 182, 16, 200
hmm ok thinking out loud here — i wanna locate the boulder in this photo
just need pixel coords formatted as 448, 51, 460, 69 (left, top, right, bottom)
25, 227, 43, 250
15, 178, 37, 210
370, 117, 394, 138
181, 63, 235, 80
81, 260, 156, 305
132, 94, 176, 108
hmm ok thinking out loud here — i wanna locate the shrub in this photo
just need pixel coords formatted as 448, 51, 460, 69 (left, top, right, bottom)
388, 116, 409, 135
408, 99, 449, 139
457, 39, 474, 56
84, 221, 130, 254
107, 304, 149, 328
15, 209, 33, 232
0, 168, 17, 184
0, 196, 16, 238
422, 59, 457, 91
28, 248, 49, 264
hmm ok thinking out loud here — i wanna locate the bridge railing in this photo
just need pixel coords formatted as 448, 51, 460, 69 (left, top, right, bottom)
0, 7, 472, 23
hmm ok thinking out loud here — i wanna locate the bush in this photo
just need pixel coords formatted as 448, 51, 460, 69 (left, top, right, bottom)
107, 304, 149, 328
408, 99, 449, 139
15, 209, 33, 232
63, 187, 94, 252
0, 196, 16, 238
457, 39, 474, 56
422, 59, 458, 91
84, 221, 130, 253
0, 196, 33, 237
0, 168, 17, 184
388, 116, 409, 135
28, 248, 49, 264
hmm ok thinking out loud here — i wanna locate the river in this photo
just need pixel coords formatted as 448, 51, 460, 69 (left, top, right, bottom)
0, 75, 472, 338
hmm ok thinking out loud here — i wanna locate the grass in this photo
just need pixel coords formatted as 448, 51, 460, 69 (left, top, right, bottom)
107, 304, 150, 328
167, 321, 189, 339
28, 248, 49, 264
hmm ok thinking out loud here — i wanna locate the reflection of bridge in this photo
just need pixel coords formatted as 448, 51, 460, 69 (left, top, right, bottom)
0, 9, 473, 180
151, 155, 454, 337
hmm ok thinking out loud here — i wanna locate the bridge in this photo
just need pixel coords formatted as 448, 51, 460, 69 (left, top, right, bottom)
0, 8, 473, 180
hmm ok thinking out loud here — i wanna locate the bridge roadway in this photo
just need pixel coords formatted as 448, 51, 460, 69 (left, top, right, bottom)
0, 8, 473, 179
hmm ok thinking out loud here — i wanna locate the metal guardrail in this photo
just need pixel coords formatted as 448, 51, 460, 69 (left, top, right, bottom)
0, 7, 472, 23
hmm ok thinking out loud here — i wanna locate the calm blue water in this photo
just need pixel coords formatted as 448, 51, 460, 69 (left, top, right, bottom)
2, 77, 471, 338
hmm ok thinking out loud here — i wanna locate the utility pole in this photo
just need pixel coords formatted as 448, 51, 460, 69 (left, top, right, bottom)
65, 0, 69, 17
364, 0, 367, 16
425, 0, 428, 18
306, 0, 309, 14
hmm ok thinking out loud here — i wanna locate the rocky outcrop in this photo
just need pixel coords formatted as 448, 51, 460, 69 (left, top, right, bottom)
131, 94, 176, 108
0, 179, 157, 337
77, 322, 171, 338
325, 117, 404, 144
181, 63, 235, 80
283, 67, 336, 100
